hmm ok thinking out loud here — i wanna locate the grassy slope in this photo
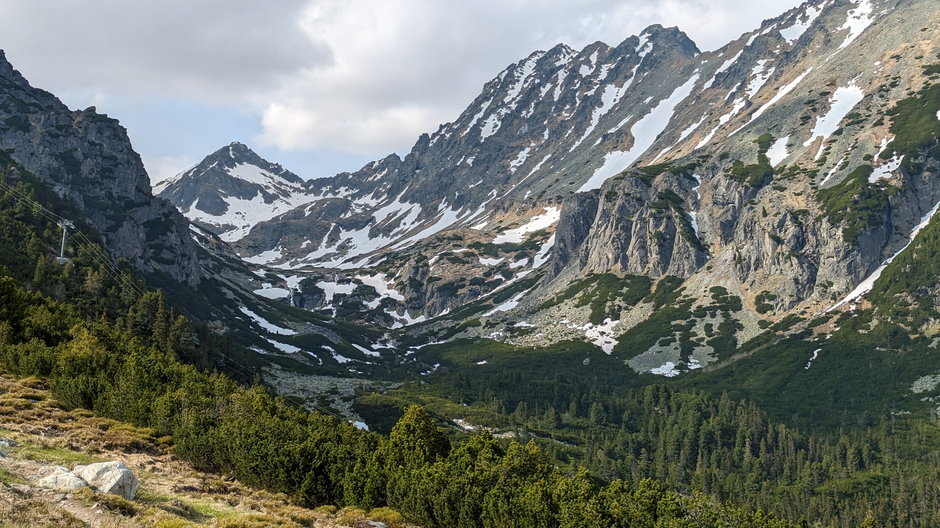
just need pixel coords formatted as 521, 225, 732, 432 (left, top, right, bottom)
0, 375, 411, 528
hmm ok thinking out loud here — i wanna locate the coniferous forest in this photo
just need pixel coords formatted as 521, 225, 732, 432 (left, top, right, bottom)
3, 134, 940, 528
0, 170, 802, 528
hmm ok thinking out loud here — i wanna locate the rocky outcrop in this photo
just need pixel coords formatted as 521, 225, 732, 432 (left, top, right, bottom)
34, 460, 139, 500
151, 0, 940, 349
553, 169, 707, 280
155, 142, 310, 242
0, 50, 201, 285
73, 461, 139, 500
545, 0, 940, 313
36, 466, 87, 493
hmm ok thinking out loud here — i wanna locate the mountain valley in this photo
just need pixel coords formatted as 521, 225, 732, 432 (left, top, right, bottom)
2, 0, 940, 525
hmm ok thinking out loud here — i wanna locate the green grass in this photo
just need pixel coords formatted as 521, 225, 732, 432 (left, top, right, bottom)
12, 440, 106, 466
137, 488, 235, 520
0, 465, 26, 485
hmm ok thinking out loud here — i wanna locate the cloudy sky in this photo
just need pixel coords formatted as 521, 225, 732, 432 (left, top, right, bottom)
0, 0, 802, 184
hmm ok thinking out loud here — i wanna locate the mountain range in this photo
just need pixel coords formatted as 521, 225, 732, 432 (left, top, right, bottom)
3, 0, 940, 524
158, 0, 940, 378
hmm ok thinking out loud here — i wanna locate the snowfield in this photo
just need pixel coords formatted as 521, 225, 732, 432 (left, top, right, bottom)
493, 207, 561, 244
579, 74, 700, 192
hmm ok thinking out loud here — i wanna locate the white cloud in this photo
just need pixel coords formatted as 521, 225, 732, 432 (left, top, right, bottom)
255, 0, 802, 154
0, 0, 803, 162
0, 0, 326, 103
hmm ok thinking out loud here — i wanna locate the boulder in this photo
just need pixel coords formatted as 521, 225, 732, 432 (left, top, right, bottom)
353, 522, 387, 528
36, 466, 87, 493
0, 438, 16, 457
73, 461, 138, 500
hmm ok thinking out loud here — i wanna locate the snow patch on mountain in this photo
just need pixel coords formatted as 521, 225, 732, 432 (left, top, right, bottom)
805, 348, 821, 369
869, 154, 903, 183
480, 114, 501, 139
464, 99, 493, 136
803, 82, 864, 147
743, 68, 813, 127
706, 49, 743, 88
393, 204, 466, 249
243, 247, 284, 265
356, 273, 405, 302
650, 362, 681, 377
820, 155, 846, 186
239, 306, 296, 336
166, 156, 315, 243
266, 338, 300, 354
254, 284, 290, 299
699, 96, 746, 147
352, 343, 381, 358
584, 318, 619, 354
562, 318, 619, 354
509, 147, 532, 173
493, 207, 561, 244
677, 114, 707, 144
533, 234, 556, 268
504, 52, 544, 106
745, 60, 775, 98
573, 81, 631, 149
779, 3, 825, 44
484, 292, 526, 316
316, 280, 357, 306
766, 136, 790, 167
579, 73, 700, 192
228, 163, 301, 190
832, 0, 875, 56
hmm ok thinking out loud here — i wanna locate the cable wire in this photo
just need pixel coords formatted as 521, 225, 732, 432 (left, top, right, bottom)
1, 176, 345, 420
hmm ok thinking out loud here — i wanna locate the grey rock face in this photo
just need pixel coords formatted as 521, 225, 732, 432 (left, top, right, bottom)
0, 50, 201, 285
554, 171, 708, 280
546, 0, 940, 313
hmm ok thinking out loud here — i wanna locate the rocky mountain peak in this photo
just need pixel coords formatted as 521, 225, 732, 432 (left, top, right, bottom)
155, 142, 311, 242
192, 142, 303, 184
163, 22, 709, 270
0, 49, 31, 87
631, 23, 700, 55
0, 49, 201, 284
155, 0, 940, 347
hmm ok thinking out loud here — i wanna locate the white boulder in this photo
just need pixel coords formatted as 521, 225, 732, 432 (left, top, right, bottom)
36, 466, 87, 493
73, 461, 138, 500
